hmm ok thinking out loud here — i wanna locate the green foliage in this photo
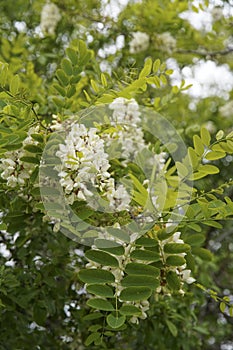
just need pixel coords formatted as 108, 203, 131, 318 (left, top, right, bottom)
0, 0, 233, 349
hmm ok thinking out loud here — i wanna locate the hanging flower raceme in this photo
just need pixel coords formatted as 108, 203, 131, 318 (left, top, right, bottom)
156, 32, 176, 54
129, 31, 150, 54
107, 97, 146, 160
56, 122, 131, 210
219, 100, 233, 118
40, 2, 61, 36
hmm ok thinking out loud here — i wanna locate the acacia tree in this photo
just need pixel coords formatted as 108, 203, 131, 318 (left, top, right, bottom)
0, 1, 233, 349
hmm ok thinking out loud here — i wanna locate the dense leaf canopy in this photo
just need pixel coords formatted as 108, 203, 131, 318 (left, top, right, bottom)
0, 1, 233, 349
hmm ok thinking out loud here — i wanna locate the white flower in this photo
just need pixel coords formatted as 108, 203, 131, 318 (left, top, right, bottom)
156, 32, 176, 53
212, 7, 222, 22
172, 232, 184, 244
108, 98, 146, 160
219, 100, 233, 118
105, 180, 131, 212
40, 2, 61, 36
6, 175, 18, 188
181, 269, 196, 284
130, 316, 139, 324
129, 32, 150, 54
109, 98, 141, 126
56, 122, 131, 211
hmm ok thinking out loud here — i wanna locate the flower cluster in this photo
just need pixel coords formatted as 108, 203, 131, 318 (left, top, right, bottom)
40, 2, 61, 36
156, 32, 176, 54
219, 100, 233, 118
0, 126, 39, 188
108, 97, 146, 160
129, 31, 150, 54
211, 7, 222, 22
56, 123, 130, 210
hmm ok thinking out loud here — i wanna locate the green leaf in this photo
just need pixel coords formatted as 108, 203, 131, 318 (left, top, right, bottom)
66, 48, 79, 65
121, 275, 159, 289
165, 69, 173, 75
164, 243, 190, 254
160, 74, 167, 85
205, 151, 226, 160
61, 58, 73, 75
83, 89, 91, 102
139, 57, 152, 78
52, 96, 65, 107
20, 156, 40, 164
33, 305, 47, 326
0, 223, 7, 230
86, 284, 114, 298
188, 222, 202, 232
193, 135, 204, 156
88, 325, 102, 332
153, 59, 160, 73
56, 69, 69, 86
31, 133, 44, 143
201, 127, 211, 146
219, 302, 226, 313
198, 164, 219, 174
129, 173, 148, 206
191, 247, 213, 261
106, 314, 126, 329
101, 73, 108, 87
166, 255, 186, 266
202, 220, 222, 228
130, 249, 161, 262
229, 306, 233, 317
66, 84, 76, 98
184, 234, 205, 247
119, 305, 141, 316
83, 312, 104, 321
84, 332, 101, 346
24, 144, 42, 153
216, 130, 224, 140
85, 249, 119, 267
166, 270, 180, 291
120, 287, 152, 301
107, 227, 130, 243
91, 79, 99, 93
157, 230, 174, 241
125, 262, 160, 277
135, 237, 158, 247
185, 252, 195, 271
10, 74, 20, 95
78, 269, 115, 284
166, 319, 178, 337
53, 83, 66, 96
172, 85, 179, 94
87, 298, 114, 311
188, 147, 199, 169
176, 161, 189, 178
94, 239, 124, 255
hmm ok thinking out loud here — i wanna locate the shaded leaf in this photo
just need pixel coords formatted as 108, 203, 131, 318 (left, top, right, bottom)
87, 298, 114, 311
85, 249, 119, 267
78, 269, 115, 284
106, 314, 126, 329
120, 287, 152, 301
86, 284, 114, 298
